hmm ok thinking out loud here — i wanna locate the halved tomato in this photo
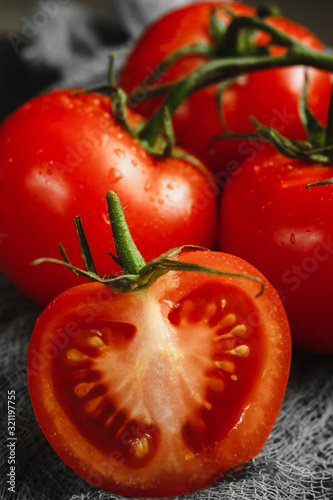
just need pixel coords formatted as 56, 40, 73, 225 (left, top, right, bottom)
28, 250, 291, 497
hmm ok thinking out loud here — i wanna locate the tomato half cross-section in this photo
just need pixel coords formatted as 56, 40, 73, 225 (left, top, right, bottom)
28, 193, 291, 498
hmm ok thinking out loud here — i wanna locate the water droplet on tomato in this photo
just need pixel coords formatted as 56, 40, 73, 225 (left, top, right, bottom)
145, 182, 152, 191
290, 233, 296, 244
132, 159, 138, 167
114, 148, 126, 159
108, 168, 123, 183
102, 212, 111, 225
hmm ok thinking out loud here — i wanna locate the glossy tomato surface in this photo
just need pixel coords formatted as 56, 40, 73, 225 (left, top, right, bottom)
28, 250, 291, 498
219, 148, 333, 353
0, 89, 217, 306
119, 1, 331, 177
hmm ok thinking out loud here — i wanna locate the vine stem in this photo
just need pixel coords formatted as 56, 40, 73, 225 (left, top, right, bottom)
138, 47, 333, 147
136, 10, 333, 150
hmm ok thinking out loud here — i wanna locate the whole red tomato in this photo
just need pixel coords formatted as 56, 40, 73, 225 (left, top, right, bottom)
219, 147, 333, 353
28, 248, 291, 497
119, 1, 332, 178
0, 89, 217, 306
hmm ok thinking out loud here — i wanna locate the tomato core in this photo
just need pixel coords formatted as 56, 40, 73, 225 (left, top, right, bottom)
51, 281, 264, 473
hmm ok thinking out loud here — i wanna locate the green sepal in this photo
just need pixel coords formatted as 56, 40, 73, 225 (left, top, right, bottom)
131, 42, 213, 94
110, 86, 138, 137
257, 4, 281, 18
74, 216, 98, 274
209, 6, 229, 48
32, 192, 264, 297
299, 73, 325, 148
247, 113, 333, 164
32, 244, 264, 297
216, 7, 270, 58
215, 79, 235, 130
138, 107, 175, 158
306, 177, 333, 189
325, 89, 333, 147
217, 115, 333, 164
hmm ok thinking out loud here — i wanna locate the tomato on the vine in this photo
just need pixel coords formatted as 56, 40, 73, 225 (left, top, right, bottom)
119, 1, 332, 177
0, 89, 217, 306
28, 235, 291, 497
219, 146, 333, 353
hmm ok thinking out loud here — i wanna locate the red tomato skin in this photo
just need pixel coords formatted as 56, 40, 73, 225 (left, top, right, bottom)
0, 89, 217, 306
119, 1, 332, 177
27, 250, 291, 498
219, 148, 333, 353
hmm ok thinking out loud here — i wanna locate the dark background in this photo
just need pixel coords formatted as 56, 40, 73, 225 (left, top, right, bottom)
1, 0, 333, 46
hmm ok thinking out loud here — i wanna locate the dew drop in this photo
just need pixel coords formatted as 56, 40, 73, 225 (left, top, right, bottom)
290, 233, 296, 244
102, 212, 111, 225
145, 181, 152, 191
131, 159, 138, 167
108, 168, 123, 183
114, 148, 126, 159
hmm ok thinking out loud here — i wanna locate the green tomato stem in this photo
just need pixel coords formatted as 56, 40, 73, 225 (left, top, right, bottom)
106, 192, 146, 275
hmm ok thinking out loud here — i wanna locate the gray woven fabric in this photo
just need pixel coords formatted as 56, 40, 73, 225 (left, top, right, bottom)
109, 0, 208, 38
0, 1, 333, 499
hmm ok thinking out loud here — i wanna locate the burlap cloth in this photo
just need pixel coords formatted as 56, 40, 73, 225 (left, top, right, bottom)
0, 1, 332, 499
